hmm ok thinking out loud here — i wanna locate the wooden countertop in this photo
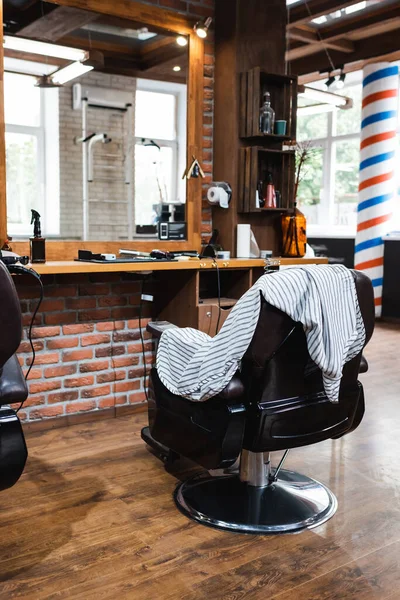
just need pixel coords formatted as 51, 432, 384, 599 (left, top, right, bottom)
29, 257, 328, 275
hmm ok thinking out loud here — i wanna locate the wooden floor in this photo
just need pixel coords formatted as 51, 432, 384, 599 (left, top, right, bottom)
1, 323, 400, 599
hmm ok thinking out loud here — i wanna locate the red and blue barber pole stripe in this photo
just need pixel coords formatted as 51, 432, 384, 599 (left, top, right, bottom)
355, 63, 399, 316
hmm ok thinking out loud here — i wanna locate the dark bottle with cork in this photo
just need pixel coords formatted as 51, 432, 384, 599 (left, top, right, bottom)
30, 210, 46, 263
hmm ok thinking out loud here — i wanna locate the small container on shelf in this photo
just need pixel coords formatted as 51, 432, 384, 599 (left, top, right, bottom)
240, 68, 297, 139
259, 92, 275, 134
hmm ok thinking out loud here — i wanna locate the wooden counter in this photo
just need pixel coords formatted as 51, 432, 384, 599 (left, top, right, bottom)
30, 257, 328, 275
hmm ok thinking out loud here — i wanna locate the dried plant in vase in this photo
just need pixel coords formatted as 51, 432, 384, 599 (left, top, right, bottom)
281, 141, 319, 258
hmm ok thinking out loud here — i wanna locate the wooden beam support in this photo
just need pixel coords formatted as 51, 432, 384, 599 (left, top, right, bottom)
18, 6, 98, 41
298, 49, 400, 85
287, 0, 360, 29
291, 29, 400, 76
287, 26, 318, 44
286, 36, 354, 61
44, 0, 196, 35
3, 48, 66, 67
319, 3, 400, 39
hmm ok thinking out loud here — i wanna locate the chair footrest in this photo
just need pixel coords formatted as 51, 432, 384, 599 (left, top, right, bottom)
175, 469, 337, 535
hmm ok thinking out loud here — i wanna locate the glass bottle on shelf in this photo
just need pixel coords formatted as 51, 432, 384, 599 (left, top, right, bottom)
259, 91, 275, 134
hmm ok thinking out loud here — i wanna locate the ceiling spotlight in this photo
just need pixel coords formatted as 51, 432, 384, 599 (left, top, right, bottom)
194, 17, 212, 39
173, 65, 181, 72
325, 74, 336, 88
176, 35, 188, 47
336, 71, 346, 90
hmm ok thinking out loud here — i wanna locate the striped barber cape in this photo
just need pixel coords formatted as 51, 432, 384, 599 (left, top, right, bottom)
156, 265, 366, 404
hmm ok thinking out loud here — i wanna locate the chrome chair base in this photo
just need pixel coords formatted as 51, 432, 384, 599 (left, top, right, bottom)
174, 469, 337, 534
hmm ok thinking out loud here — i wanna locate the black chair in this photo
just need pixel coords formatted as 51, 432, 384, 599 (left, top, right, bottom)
142, 269, 374, 534
0, 261, 28, 491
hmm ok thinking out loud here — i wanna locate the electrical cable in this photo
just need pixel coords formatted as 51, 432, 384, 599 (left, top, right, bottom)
303, 0, 336, 74
5, 264, 44, 413
139, 277, 149, 403
212, 258, 221, 336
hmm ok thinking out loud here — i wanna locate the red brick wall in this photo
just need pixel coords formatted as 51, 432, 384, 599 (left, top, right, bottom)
13, 0, 215, 424
15, 274, 153, 422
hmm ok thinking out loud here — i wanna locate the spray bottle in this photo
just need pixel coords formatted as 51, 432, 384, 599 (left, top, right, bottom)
30, 210, 46, 263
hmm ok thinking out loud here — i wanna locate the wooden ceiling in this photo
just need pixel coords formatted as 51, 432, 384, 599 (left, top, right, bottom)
4, 0, 400, 85
287, 0, 400, 83
2, 0, 188, 83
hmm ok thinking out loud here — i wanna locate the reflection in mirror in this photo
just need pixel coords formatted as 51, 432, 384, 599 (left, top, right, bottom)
3, 6, 188, 241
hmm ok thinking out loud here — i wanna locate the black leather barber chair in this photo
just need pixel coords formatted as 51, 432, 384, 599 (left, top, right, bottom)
142, 270, 374, 534
0, 261, 28, 490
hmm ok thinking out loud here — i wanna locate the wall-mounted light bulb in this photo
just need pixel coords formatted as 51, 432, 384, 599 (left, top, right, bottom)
194, 17, 212, 39
176, 36, 188, 47
173, 65, 181, 72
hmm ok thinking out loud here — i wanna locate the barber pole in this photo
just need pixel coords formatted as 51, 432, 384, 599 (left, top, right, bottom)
354, 63, 399, 317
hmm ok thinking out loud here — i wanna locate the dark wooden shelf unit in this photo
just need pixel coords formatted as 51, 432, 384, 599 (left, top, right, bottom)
240, 69, 297, 139
238, 147, 295, 213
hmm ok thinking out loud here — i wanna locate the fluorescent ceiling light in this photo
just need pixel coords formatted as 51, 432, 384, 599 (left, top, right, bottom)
3, 56, 56, 76
345, 1, 366, 15
3, 35, 87, 62
299, 85, 352, 109
51, 61, 93, 85
298, 104, 335, 116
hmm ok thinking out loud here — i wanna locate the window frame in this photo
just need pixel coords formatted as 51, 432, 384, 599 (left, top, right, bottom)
297, 78, 362, 239
133, 78, 187, 236
4, 73, 60, 238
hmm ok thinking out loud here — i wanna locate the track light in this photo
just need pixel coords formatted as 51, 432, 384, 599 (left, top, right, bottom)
325, 74, 336, 88
176, 35, 188, 47
336, 71, 346, 90
194, 17, 212, 38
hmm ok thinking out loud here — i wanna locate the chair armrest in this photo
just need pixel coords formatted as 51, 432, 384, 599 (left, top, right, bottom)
359, 354, 368, 374
0, 354, 28, 406
218, 375, 245, 401
146, 321, 179, 340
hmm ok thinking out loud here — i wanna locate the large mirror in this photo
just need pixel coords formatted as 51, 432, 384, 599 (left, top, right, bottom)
2, 0, 190, 242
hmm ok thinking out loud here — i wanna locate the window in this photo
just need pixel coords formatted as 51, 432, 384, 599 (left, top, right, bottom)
297, 74, 362, 237
4, 71, 59, 237
134, 79, 186, 229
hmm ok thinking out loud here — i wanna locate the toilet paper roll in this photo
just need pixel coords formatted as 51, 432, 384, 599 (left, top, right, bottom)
237, 224, 251, 258
207, 186, 230, 208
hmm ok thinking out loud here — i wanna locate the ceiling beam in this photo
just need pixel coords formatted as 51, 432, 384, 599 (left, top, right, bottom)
298, 49, 400, 85
142, 43, 185, 70
318, 3, 400, 39
3, 47, 66, 67
287, 36, 354, 61
291, 29, 400, 76
287, 3, 400, 64
17, 6, 98, 41
60, 34, 136, 57
287, 0, 361, 29
287, 26, 318, 44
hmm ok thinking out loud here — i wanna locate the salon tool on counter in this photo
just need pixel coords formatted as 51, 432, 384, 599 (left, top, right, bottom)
201, 229, 222, 258
207, 182, 232, 209
76, 250, 177, 263
30, 210, 46, 264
